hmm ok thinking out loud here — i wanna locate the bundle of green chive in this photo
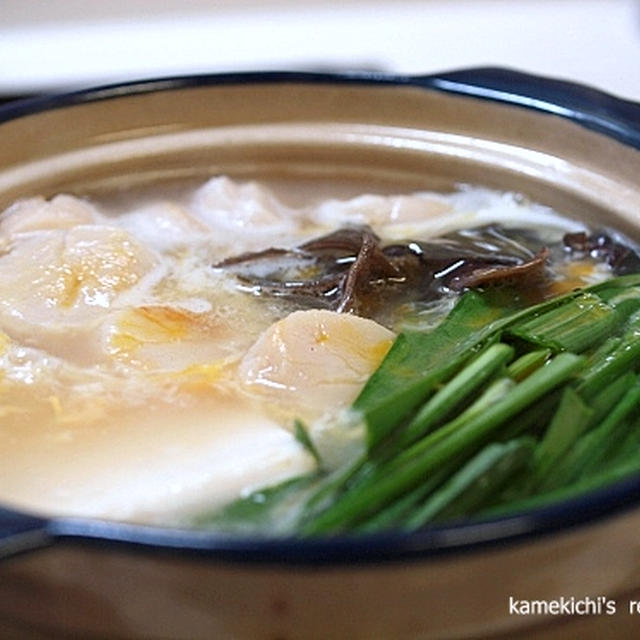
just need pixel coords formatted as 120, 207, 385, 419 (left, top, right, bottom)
202, 273, 640, 536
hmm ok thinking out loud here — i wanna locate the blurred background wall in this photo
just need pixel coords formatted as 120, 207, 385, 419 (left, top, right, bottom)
1, 0, 640, 100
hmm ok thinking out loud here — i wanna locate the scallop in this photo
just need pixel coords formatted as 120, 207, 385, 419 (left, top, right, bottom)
0, 224, 162, 365
238, 309, 395, 422
102, 302, 257, 372
190, 177, 303, 254
115, 200, 209, 250
313, 192, 453, 234
0, 194, 99, 235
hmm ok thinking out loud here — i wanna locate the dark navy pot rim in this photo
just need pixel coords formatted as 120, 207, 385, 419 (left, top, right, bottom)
4, 471, 640, 566
1, 67, 640, 566
1, 66, 640, 149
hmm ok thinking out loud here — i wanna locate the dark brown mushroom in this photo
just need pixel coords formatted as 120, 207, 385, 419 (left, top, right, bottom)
214, 224, 554, 319
563, 231, 640, 275
447, 248, 550, 290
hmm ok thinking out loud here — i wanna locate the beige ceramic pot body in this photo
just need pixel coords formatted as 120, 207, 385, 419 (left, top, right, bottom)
1, 70, 640, 639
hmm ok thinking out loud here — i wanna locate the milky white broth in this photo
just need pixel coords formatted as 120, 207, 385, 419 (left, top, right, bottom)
0, 177, 603, 525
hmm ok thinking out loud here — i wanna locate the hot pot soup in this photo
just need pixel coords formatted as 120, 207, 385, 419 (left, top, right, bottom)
1, 175, 639, 535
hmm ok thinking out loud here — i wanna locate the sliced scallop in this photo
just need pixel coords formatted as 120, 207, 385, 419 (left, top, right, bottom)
0, 194, 100, 235
0, 225, 161, 365
238, 308, 395, 422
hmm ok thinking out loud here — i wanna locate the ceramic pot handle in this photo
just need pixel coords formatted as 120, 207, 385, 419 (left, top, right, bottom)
0, 508, 50, 560
411, 67, 640, 150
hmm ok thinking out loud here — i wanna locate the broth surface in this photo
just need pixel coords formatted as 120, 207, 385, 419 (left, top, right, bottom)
0, 176, 623, 524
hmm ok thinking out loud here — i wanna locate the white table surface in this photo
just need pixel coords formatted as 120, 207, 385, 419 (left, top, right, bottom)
1, 0, 640, 101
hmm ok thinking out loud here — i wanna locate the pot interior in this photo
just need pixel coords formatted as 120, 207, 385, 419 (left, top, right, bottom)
1, 75, 640, 545
1, 80, 639, 237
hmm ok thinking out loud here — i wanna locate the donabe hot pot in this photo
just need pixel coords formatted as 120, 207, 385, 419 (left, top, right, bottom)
1, 69, 640, 639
